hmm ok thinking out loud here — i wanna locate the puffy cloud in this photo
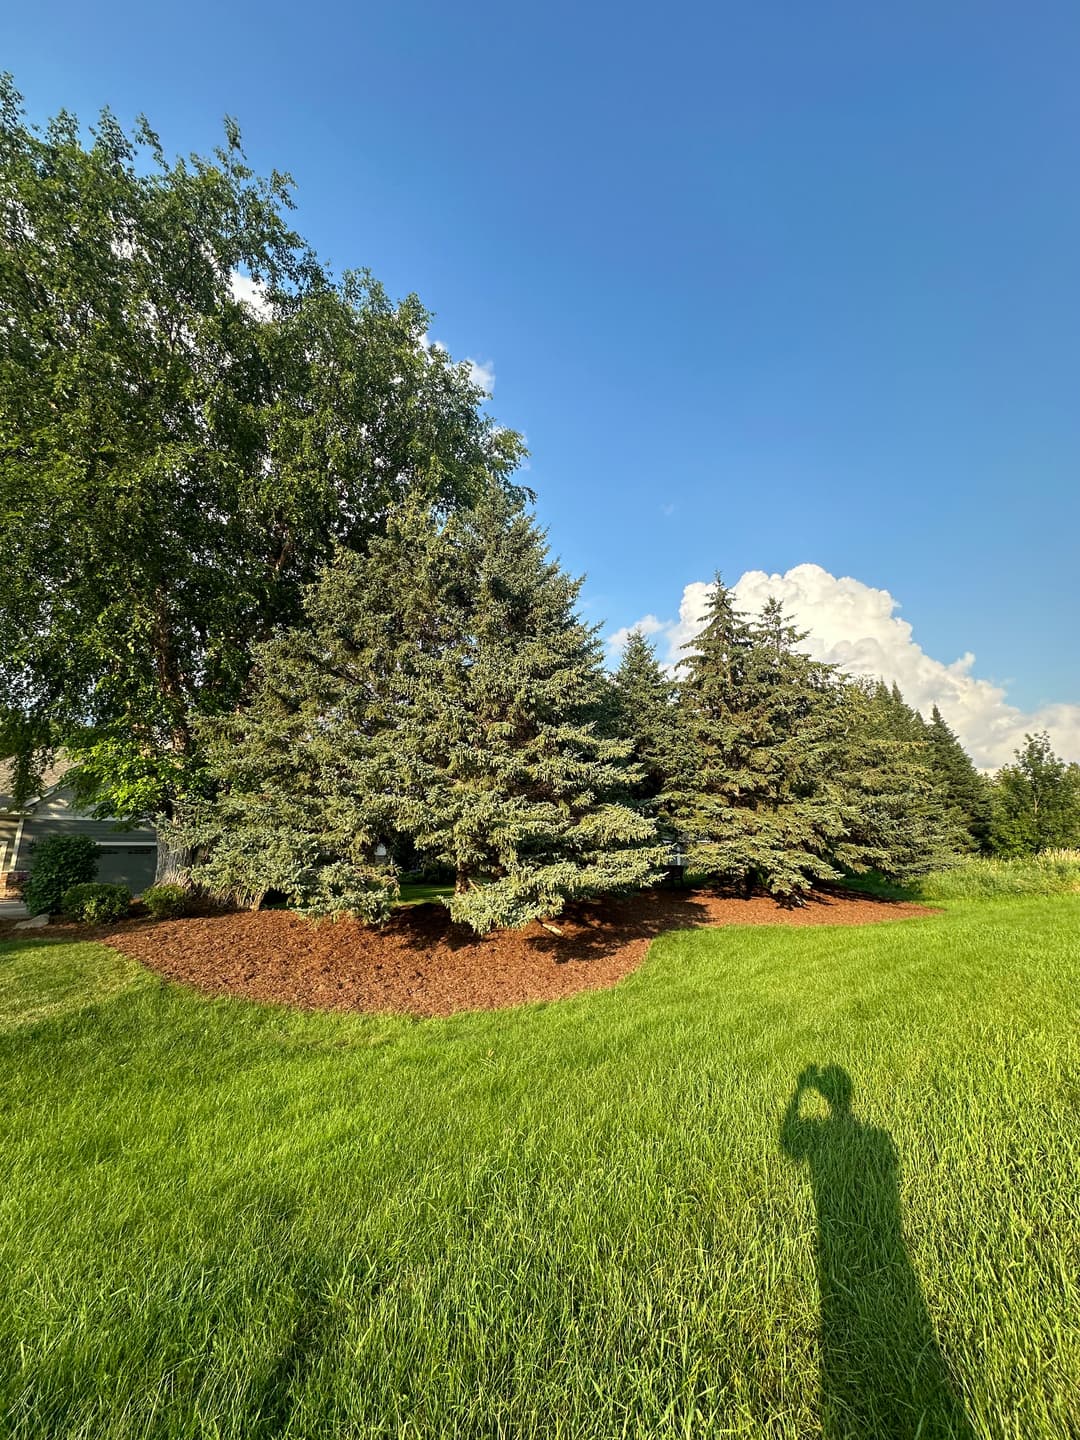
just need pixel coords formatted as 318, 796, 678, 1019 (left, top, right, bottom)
608, 563, 1080, 769
605, 614, 668, 655
465, 357, 496, 395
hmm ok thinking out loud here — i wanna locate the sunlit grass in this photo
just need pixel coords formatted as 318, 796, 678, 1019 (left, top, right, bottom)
917, 849, 1080, 901
1, 896, 1077, 1437
396, 880, 455, 907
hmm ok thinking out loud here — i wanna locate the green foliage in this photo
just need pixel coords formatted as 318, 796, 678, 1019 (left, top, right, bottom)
832, 681, 965, 884
141, 883, 189, 920
925, 705, 993, 852
610, 629, 684, 830
989, 732, 1080, 856
1, 898, 1078, 1434
60, 882, 131, 923
917, 849, 1080, 900
673, 585, 896, 896
0, 711, 54, 810
0, 77, 524, 826
22, 834, 97, 915
182, 495, 663, 932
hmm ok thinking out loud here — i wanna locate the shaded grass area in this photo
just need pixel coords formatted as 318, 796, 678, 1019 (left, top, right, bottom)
395, 880, 455, 908
1, 898, 1078, 1437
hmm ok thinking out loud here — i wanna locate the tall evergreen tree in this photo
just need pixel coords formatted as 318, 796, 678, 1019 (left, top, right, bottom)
610, 629, 683, 830
180, 497, 664, 932
878, 682, 930, 743
670, 577, 755, 884
673, 583, 852, 897
833, 682, 964, 882
925, 704, 993, 852
990, 732, 1080, 855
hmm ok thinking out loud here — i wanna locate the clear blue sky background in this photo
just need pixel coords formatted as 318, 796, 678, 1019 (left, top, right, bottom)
4, 1, 1078, 710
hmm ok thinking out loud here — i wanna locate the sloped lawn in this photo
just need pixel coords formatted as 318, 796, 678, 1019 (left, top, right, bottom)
1, 896, 1077, 1438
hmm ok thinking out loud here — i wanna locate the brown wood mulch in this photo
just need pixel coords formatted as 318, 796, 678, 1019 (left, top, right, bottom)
59, 887, 938, 1018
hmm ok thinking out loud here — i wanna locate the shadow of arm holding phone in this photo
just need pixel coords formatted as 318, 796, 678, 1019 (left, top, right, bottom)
781, 1065, 975, 1439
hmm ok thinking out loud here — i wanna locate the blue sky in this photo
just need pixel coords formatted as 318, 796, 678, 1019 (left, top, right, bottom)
4, 1, 1078, 757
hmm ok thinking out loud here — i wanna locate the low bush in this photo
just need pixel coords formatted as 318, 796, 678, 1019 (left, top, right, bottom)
61, 882, 132, 923
142, 883, 189, 920
917, 850, 1080, 901
23, 834, 98, 915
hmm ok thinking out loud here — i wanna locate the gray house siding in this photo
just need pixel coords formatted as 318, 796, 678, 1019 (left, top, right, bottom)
1, 779, 158, 898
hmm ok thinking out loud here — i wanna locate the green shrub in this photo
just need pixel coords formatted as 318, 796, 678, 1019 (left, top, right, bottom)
917, 850, 1080, 901
23, 834, 98, 915
142, 883, 189, 920
60, 882, 132, 923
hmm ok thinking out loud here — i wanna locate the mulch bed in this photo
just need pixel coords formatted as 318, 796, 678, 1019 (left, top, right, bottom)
55, 886, 939, 1018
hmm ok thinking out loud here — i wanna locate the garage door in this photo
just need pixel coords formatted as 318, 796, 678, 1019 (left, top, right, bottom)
97, 845, 158, 896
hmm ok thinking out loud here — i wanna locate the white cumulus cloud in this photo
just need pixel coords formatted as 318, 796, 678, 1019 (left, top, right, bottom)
465, 357, 496, 395
608, 563, 1080, 769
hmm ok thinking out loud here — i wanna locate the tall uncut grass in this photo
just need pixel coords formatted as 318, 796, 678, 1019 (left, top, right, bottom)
917, 848, 1080, 901
1, 895, 1078, 1437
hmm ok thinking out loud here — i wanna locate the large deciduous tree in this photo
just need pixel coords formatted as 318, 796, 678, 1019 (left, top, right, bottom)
180, 496, 665, 932
0, 77, 524, 864
990, 732, 1080, 855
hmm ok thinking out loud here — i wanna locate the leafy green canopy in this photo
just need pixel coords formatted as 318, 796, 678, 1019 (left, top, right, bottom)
0, 77, 524, 822
990, 732, 1080, 856
179, 497, 665, 931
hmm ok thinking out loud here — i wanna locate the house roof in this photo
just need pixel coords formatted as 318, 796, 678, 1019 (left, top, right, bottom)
0, 755, 71, 814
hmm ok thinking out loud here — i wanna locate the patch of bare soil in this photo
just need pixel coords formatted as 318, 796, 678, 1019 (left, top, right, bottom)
90, 887, 937, 1018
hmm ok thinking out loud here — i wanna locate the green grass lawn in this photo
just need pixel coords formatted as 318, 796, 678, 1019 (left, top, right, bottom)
395, 880, 455, 907
1, 897, 1078, 1439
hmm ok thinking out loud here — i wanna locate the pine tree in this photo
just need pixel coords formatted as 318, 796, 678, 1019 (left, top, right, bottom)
610, 629, 683, 831
179, 496, 664, 931
670, 576, 756, 885
832, 682, 963, 882
736, 599, 854, 894
925, 704, 993, 852
673, 582, 851, 897
406, 496, 666, 931
880, 682, 930, 743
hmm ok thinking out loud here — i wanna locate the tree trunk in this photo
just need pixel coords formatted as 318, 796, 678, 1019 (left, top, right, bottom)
154, 830, 195, 885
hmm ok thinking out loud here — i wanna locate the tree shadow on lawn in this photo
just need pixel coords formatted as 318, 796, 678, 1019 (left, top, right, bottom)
781, 1066, 975, 1439
523, 889, 717, 963
391, 888, 717, 958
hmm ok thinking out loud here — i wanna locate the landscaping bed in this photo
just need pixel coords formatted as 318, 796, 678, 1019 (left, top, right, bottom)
95, 887, 935, 1016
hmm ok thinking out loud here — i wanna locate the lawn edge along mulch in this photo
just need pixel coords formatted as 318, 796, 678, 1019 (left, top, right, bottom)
64, 887, 941, 1018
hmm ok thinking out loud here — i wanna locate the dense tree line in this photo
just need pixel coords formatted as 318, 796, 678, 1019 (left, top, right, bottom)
2, 81, 1076, 931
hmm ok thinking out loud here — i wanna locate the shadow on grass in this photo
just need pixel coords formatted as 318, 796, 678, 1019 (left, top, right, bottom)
781, 1066, 974, 1439
391, 888, 718, 957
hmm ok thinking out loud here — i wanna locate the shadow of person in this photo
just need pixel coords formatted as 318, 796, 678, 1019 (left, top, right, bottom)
781, 1066, 975, 1439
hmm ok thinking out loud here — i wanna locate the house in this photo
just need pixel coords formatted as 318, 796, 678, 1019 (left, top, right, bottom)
0, 759, 158, 899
